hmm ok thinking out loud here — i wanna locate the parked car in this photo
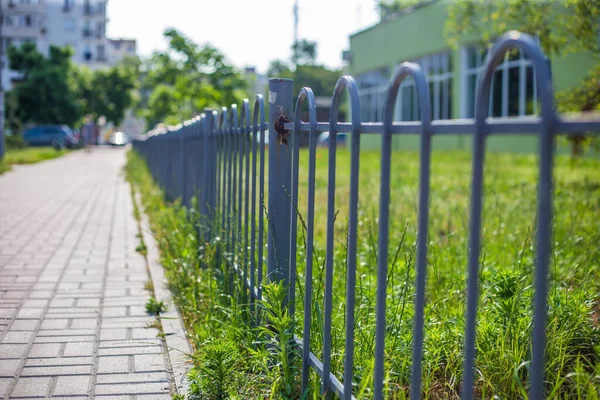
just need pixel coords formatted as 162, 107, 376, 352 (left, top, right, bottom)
317, 131, 348, 147
108, 131, 129, 146
23, 125, 79, 149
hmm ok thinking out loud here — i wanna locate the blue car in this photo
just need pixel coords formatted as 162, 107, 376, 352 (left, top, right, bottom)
23, 125, 79, 149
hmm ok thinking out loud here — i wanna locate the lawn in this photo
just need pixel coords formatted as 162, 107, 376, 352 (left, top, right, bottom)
126, 147, 600, 399
0, 146, 71, 174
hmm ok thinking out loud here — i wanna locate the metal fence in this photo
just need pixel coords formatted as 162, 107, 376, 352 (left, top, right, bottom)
132, 31, 600, 400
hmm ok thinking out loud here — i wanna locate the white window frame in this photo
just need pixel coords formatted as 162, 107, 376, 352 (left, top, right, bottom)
460, 44, 538, 118
395, 51, 453, 121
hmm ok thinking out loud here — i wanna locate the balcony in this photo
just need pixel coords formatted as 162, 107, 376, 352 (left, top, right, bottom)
83, 6, 105, 18
4, 25, 39, 38
5, 0, 43, 14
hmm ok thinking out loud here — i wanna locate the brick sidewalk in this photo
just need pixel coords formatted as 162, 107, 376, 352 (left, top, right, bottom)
0, 148, 181, 399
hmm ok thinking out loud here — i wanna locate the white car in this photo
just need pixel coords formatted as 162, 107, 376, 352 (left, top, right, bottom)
108, 131, 129, 146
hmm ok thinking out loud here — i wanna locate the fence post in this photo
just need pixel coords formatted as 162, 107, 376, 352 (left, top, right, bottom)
267, 78, 294, 291
202, 109, 216, 230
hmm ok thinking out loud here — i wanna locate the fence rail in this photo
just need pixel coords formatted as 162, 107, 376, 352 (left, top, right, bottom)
132, 31, 600, 400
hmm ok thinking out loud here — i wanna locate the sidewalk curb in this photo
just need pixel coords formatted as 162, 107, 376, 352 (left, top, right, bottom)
135, 192, 192, 397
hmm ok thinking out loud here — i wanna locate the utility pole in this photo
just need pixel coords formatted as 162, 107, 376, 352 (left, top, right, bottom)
293, 0, 298, 69
0, 0, 4, 160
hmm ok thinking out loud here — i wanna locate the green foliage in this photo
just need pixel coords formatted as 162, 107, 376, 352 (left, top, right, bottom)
189, 341, 240, 400
6, 43, 138, 129
444, 0, 600, 55
0, 146, 70, 175
127, 147, 600, 398
257, 282, 300, 400
444, 0, 600, 156
145, 297, 167, 315
292, 39, 318, 66
378, 0, 423, 20
556, 63, 600, 154
267, 41, 341, 98
138, 29, 247, 130
8, 44, 81, 127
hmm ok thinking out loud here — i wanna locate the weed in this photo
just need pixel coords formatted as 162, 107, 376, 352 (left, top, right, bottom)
144, 280, 154, 292
145, 298, 167, 315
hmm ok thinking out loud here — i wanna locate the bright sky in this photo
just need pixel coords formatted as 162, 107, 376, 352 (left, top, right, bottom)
106, 0, 380, 74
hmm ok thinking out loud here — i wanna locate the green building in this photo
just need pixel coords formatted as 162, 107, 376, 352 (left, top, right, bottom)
347, 0, 597, 152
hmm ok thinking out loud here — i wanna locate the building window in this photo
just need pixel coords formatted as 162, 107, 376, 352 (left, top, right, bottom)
97, 44, 105, 61
63, 0, 72, 11
356, 51, 453, 123
462, 45, 537, 118
396, 51, 453, 121
84, 46, 92, 61
356, 68, 389, 122
64, 17, 76, 31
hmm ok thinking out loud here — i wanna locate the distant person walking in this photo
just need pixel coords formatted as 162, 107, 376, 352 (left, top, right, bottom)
82, 116, 94, 153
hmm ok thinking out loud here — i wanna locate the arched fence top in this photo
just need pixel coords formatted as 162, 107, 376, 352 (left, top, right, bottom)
384, 62, 431, 133
329, 75, 361, 136
253, 94, 266, 132
293, 87, 317, 135
239, 98, 250, 130
475, 31, 557, 125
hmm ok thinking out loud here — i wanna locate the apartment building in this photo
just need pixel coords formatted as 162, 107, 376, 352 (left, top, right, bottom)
107, 38, 136, 65
1, 0, 133, 90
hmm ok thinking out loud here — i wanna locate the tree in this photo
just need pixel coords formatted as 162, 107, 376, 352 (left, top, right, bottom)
139, 29, 247, 130
8, 44, 81, 127
292, 39, 317, 66
445, 0, 600, 155
378, 0, 422, 20
89, 65, 137, 126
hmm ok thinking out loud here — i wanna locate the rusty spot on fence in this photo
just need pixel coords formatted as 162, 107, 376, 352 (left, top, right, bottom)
274, 106, 290, 145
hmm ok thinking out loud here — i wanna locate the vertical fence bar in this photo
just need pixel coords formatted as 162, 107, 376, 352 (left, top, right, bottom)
242, 99, 251, 303
267, 78, 293, 287
409, 65, 432, 400
329, 76, 361, 400
180, 126, 188, 206
230, 106, 239, 260
294, 87, 317, 395
321, 92, 338, 396
257, 95, 266, 303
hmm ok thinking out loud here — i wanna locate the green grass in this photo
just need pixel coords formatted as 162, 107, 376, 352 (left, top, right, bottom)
126, 147, 600, 399
0, 147, 71, 174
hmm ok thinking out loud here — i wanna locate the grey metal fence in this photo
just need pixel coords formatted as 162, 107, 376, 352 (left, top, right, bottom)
132, 31, 600, 399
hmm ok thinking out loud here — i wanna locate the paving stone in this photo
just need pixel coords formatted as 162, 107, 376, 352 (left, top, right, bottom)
134, 354, 167, 372
16, 308, 44, 319
0, 378, 14, 397
25, 356, 93, 367
52, 375, 91, 395
21, 364, 92, 376
0, 343, 28, 358
63, 341, 94, 356
9, 319, 39, 331
97, 356, 130, 373
94, 381, 169, 395
39, 319, 69, 330
34, 335, 95, 343
99, 345, 162, 356
0, 359, 21, 377
131, 328, 158, 340
100, 328, 128, 341
28, 342, 62, 358
1, 330, 34, 343
70, 318, 98, 329
11, 376, 52, 397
